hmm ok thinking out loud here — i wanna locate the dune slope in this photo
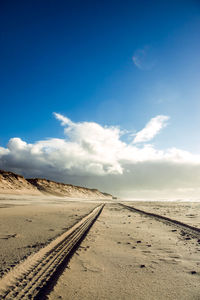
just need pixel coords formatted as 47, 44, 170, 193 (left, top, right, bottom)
0, 169, 112, 199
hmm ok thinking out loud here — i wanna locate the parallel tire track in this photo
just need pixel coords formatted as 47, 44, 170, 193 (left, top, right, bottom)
0, 204, 104, 299
119, 203, 200, 238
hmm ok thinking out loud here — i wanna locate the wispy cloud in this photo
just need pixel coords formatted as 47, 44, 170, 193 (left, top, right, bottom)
1, 113, 200, 198
133, 115, 169, 144
132, 49, 146, 69
54, 112, 73, 126
132, 46, 156, 70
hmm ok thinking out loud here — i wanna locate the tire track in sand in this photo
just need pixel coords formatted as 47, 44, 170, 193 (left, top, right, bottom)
0, 204, 104, 299
119, 203, 200, 239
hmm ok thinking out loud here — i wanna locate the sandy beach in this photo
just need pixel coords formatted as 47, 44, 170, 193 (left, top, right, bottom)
128, 201, 200, 228
48, 202, 200, 300
1, 1, 200, 298
0, 197, 200, 299
0, 195, 98, 278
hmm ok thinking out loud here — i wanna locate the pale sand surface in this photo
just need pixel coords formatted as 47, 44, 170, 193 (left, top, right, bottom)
0, 195, 98, 277
48, 203, 200, 300
1, 197, 200, 299
126, 201, 200, 228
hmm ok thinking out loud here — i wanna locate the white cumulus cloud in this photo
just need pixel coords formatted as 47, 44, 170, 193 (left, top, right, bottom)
0, 113, 200, 199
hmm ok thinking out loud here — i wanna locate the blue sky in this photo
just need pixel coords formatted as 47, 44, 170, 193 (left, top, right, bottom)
1, 0, 200, 198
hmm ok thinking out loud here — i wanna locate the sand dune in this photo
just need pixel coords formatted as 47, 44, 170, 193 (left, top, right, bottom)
0, 169, 112, 199
0, 170, 40, 195
27, 177, 112, 199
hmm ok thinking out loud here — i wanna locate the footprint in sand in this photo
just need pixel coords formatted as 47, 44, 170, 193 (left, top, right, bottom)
82, 262, 102, 273
0, 233, 17, 240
